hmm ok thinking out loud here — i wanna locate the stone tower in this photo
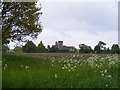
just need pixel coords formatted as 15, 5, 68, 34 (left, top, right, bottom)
58, 41, 63, 50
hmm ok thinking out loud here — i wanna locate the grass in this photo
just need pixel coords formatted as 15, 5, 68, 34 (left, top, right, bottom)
2, 53, 119, 88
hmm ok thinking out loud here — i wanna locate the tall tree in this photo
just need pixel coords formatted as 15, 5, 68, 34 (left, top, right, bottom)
79, 44, 93, 53
22, 41, 36, 53
94, 41, 106, 53
94, 45, 101, 53
37, 41, 46, 52
13, 46, 22, 52
106, 47, 110, 53
2, 2, 42, 45
111, 44, 119, 54
98, 41, 106, 50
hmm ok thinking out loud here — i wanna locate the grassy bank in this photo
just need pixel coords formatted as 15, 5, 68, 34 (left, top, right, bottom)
2, 53, 119, 88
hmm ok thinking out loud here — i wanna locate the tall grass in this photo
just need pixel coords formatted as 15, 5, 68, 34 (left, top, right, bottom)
2, 54, 119, 88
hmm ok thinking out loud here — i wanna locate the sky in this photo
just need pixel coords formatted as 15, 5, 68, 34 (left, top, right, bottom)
9, 0, 118, 49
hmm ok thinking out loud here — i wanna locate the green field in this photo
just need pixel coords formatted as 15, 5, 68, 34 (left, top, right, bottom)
2, 53, 119, 88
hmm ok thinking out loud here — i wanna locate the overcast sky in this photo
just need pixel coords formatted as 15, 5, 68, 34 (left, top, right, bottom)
9, 1, 118, 49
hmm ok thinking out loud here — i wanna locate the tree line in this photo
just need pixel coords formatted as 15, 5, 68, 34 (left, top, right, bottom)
1, 2, 119, 54
3, 41, 120, 54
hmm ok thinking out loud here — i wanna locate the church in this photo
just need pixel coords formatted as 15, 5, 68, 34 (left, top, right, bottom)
48, 41, 74, 52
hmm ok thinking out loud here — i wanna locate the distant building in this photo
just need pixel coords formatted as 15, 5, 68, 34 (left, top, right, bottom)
48, 41, 74, 52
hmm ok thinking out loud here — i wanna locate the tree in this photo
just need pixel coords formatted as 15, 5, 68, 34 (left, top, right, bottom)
22, 41, 36, 53
98, 41, 106, 50
106, 47, 110, 53
2, 2, 42, 45
47, 45, 50, 52
94, 41, 106, 53
111, 44, 119, 54
79, 44, 93, 53
13, 46, 22, 52
37, 41, 46, 52
2, 45, 9, 52
69, 47, 77, 53
94, 45, 101, 53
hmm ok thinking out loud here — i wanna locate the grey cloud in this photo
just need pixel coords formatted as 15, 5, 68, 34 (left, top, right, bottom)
41, 2, 117, 34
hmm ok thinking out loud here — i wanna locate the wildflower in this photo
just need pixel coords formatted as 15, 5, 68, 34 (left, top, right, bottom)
62, 67, 64, 69
65, 66, 67, 69
107, 75, 112, 78
21, 65, 23, 67
55, 74, 57, 78
105, 84, 108, 87
25, 66, 30, 69
71, 67, 73, 70
4, 64, 7, 68
72, 69, 74, 71
101, 73, 104, 76
104, 70, 107, 73
67, 63, 71, 67
68, 69, 71, 72
5, 64, 7, 67
51, 64, 53, 66
52, 59, 55, 63
74, 66, 76, 68
3, 59, 5, 62
73, 55, 75, 58
3, 67, 6, 70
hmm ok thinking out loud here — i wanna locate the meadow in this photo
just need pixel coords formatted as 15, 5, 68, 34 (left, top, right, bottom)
2, 53, 119, 88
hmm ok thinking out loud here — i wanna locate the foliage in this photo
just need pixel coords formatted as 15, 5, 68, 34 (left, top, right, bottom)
69, 47, 77, 53
94, 45, 101, 53
94, 41, 106, 53
2, 45, 9, 52
22, 41, 37, 53
2, 2, 42, 45
79, 44, 93, 53
111, 44, 119, 54
13, 46, 22, 52
37, 41, 47, 52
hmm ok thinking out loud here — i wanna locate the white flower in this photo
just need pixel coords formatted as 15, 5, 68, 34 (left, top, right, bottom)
101, 74, 104, 76
74, 66, 76, 68
52, 59, 55, 63
65, 66, 67, 69
55, 74, 57, 78
68, 69, 71, 72
105, 84, 108, 87
25, 66, 30, 69
67, 63, 69, 67
51, 64, 54, 66
62, 67, 64, 69
4, 67, 6, 70
107, 75, 112, 78
21, 65, 23, 67
73, 55, 75, 58
104, 70, 107, 73
5, 64, 7, 68
72, 69, 74, 71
